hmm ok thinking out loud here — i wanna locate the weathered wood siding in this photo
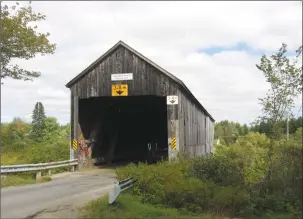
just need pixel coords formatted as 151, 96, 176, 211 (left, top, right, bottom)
177, 93, 214, 156
70, 45, 214, 156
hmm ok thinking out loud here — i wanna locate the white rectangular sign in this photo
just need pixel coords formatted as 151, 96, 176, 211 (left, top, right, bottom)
167, 95, 179, 105
111, 73, 133, 81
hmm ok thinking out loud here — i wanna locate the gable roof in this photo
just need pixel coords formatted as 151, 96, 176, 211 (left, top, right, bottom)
65, 40, 215, 122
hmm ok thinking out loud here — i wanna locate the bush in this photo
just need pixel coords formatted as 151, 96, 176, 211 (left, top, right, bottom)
25, 138, 69, 163
116, 131, 302, 218
187, 155, 245, 187
116, 158, 249, 216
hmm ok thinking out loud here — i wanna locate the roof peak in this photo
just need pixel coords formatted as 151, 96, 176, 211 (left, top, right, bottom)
65, 40, 215, 121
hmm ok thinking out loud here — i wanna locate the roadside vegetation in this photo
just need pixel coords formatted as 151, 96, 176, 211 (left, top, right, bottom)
81, 43, 302, 219
81, 129, 301, 219
81, 192, 223, 219
0, 102, 70, 187
1, 1, 59, 187
111, 131, 301, 219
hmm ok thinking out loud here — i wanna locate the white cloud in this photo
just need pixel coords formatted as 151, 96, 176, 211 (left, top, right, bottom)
1, 1, 302, 125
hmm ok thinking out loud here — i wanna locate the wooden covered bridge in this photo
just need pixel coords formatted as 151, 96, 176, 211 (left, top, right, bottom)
65, 40, 215, 167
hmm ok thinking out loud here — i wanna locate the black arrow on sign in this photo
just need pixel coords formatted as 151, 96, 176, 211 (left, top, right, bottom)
170, 100, 175, 104
116, 90, 124, 95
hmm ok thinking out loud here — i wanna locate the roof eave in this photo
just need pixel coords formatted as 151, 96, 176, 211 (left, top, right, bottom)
65, 40, 124, 88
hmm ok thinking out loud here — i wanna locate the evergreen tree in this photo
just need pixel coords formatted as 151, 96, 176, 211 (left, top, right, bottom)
31, 102, 46, 140
243, 124, 249, 135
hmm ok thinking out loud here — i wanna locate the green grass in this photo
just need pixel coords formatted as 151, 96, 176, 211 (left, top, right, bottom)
80, 193, 300, 219
80, 193, 223, 219
1, 175, 36, 187
1, 174, 52, 188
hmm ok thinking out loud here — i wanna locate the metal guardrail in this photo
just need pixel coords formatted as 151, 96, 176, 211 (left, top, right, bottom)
0, 159, 78, 173
108, 177, 137, 204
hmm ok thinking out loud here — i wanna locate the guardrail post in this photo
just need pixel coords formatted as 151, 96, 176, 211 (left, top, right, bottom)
36, 171, 42, 181
48, 169, 51, 176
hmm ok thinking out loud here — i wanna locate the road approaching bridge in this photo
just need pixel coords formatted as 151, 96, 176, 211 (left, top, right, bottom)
1, 171, 116, 218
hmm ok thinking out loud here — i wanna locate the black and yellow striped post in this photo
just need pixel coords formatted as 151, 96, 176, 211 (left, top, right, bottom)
72, 139, 78, 151
171, 137, 177, 150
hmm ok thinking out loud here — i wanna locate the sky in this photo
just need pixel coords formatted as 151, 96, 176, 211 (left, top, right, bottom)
1, 1, 302, 125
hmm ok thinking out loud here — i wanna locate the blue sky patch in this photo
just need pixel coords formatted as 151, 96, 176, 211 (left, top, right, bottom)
199, 42, 297, 57
199, 42, 264, 56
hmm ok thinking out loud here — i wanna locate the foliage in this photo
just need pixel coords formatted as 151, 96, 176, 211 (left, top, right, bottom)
80, 193, 218, 219
1, 174, 36, 188
0, 1, 56, 82
250, 116, 302, 137
1, 102, 70, 186
1, 174, 52, 188
187, 155, 245, 187
255, 43, 302, 136
214, 120, 249, 145
41, 117, 64, 142
82, 193, 299, 219
116, 159, 249, 216
0, 118, 32, 145
294, 127, 302, 142
31, 101, 46, 140
116, 130, 302, 218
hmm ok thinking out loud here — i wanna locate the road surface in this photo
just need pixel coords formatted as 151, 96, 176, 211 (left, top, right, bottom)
1, 171, 116, 218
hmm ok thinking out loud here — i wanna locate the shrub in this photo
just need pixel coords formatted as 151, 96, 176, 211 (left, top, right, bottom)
187, 155, 245, 187
116, 131, 302, 218
116, 158, 250, 216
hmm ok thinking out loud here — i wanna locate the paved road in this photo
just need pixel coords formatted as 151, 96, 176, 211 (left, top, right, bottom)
1, 171, 116, 219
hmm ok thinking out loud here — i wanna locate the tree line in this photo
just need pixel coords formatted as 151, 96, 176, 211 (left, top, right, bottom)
1, 102, 70, 147
215, 117, 302, 145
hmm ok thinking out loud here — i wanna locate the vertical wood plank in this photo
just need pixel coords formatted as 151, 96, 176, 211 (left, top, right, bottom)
73, 96, 79, 160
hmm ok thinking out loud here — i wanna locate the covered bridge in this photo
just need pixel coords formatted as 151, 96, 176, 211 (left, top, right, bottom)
66, 40, 215, 166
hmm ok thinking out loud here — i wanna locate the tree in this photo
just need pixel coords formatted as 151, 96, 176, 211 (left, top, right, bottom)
0, 117, 31, 144
31, 101, 46, 140
242, 124, 249, 135
255, 43, 302, 193
256, 43, 302, 137
41, 117, 61, 141
0, 2, 56, 82
215, 120, 244, 145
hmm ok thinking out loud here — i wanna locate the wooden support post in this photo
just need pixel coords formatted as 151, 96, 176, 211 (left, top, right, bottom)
168, 120, 179, 160
73, 96, 80, 167
167, 96, 179, 160
48, 169, 51, 176
36, 171, 42, 181
88, 147, 93, 168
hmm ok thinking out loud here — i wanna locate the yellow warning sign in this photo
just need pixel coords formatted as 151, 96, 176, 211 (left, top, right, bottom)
72, 139, 78, 151
171, 137, 177, 150
112, 84, 128, 96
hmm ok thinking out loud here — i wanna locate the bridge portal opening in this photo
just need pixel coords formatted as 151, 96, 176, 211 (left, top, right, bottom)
78, 96, 168, 165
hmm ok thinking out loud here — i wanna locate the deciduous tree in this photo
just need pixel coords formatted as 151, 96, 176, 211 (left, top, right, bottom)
0, 1, 56, 82
256, 43, 302, 137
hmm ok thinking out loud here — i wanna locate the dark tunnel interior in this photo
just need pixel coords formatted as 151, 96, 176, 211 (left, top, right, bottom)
78, 96, 168, 165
